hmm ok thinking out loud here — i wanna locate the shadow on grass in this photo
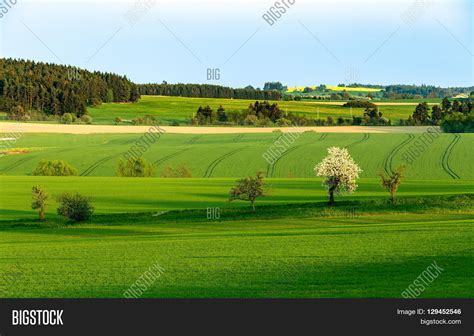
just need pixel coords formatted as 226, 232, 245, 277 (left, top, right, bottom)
0, 194, 472, 232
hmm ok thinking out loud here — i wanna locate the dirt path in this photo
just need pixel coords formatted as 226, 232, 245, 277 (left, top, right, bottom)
0, 122, 437, 134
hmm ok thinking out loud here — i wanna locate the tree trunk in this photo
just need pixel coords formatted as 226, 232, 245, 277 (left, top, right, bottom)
329, 189, 335, 206
39, 209, 45, 221
251, 201, 256, 211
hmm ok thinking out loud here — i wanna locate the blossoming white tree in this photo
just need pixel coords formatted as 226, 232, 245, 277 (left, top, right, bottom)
314, 147, 362, 206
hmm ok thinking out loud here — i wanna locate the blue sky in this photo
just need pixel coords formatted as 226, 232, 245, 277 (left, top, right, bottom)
0, 0, 472, 88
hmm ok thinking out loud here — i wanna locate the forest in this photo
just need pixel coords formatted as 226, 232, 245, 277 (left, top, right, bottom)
0, 58, 140, 117
138, 83, 282, 100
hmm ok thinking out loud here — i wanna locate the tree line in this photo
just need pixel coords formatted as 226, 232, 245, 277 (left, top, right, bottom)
382, 85, 474, 100
192, 101, 390, 127
405, 97, 473, 132
138, 83, 282, 100
0, 58, 140, 118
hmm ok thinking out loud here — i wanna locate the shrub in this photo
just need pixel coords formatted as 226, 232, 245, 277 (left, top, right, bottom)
80, 115, 92, 124
160, 164, 192, 178
57, 193, 94, 222
90, 98, 102, 107
441, 112, 474, 133
343, 100, 377, 108
115, 117, 123, 124
117, 157, 155, 177
131, 115, 156, 125
7, 105, 30, 121
32, 160, 78, 176
326, 116, 335, 126
61, 113, 76, 124
276, 118, 291, 126
244, 115, 259, 126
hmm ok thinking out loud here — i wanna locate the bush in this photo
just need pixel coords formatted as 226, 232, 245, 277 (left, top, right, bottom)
114, 117, 123, 124
57, 193, 94, 222
276, 118, 291, 126
342, 100, 377, 108
326, 116, 335, 126
90, 98, 102, 107
440, 112, 474, 133
160, 164, 192, 178
117, 157, 155, 177
244, 115, 259, 126
7, 105, 30, 121
61, 113, 76, 124
32, 160, 78, 176
131, 115, 156, 125
80, 115, 92, 124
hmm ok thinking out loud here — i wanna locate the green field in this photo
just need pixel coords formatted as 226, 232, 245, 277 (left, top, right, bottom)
0, 176, 473, 298
0, 131, 473, 298
1, 132, 472, 180
288, 85, 382, 93
87, 96, 417, 125
1, 176, 473, 219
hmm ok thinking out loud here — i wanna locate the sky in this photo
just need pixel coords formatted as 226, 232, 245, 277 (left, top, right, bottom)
0, 0, 472, 88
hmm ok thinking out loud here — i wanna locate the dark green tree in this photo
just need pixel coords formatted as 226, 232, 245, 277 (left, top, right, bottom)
431, 105, 443, 124
412, 102, 430, 124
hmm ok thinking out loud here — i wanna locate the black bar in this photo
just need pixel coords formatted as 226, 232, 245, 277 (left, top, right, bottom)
0, 299, 472, 336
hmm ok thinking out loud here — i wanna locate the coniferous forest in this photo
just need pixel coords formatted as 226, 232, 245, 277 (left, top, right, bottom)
0, 58, 140, 117
0, 58, 282, 119
137, 83, 282, 100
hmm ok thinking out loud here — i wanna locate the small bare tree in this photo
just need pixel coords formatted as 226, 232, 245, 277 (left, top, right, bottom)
229, 172, 265, 211
379, 166, 405, 204
31, 185, 48, 221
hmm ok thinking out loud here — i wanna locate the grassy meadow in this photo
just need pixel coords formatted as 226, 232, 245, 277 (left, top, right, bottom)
0, 199, 472, 298
0, 131, 472, 298
87, 96, 417, 125
287, 85, 383, 93
1, 132, 472, 180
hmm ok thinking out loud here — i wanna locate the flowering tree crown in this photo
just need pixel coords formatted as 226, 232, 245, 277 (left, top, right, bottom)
314, 147, 362, 194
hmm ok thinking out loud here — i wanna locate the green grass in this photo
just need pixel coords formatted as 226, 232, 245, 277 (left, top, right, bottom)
287, 85, 383, 92
0, 130, 472, 298
1, 176, 473, 220
87, 96, 418, 125
1, 133, 472, 180
0, 192, 472, 298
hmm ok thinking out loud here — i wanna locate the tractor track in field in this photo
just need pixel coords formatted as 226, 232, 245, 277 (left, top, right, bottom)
441, 134, 461, 179
203, 147, 246, 178
154, 148, 190, 166
80, 154, 118, 176
187, 135, 202, 145
266, 145, 302, 178
265, 133, 327, 178
233, 134, 244, 142
345, 133, 370, 149
0, 146, 75, 173
0, 155, 37, 173
383, 134, 415, 175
